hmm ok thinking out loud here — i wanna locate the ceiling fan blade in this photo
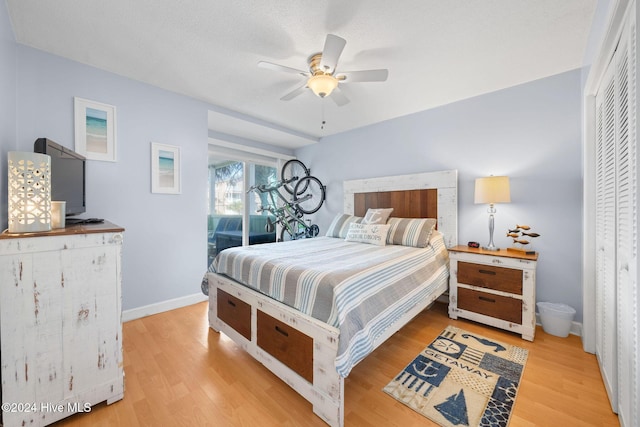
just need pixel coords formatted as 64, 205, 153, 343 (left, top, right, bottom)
258, 61, 309, 77
338, 69, 389, 83
280, 83, 308, 101
330, 86, 350, 106
319, 34, 346, 74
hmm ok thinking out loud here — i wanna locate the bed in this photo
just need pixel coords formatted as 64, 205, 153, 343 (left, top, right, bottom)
204, 170, 458, 427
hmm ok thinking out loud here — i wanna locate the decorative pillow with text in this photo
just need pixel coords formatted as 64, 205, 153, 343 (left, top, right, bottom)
345, 223, 390, 246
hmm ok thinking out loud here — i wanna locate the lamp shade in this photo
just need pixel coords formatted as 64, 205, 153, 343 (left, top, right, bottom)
8, 151, 52, 233
474, 176, 511, 204
307, 74, 338, 98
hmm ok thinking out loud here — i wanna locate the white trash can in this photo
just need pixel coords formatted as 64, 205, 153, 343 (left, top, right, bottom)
537, 302, 576, 338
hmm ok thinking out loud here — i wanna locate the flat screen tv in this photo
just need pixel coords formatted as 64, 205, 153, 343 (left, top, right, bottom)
34, 138, 86, 217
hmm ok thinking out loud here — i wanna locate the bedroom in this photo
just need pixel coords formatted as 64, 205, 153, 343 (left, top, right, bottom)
0, 0, 634, 426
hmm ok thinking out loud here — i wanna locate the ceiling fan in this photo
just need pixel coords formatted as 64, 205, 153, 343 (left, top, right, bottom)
258, 34, 389, 106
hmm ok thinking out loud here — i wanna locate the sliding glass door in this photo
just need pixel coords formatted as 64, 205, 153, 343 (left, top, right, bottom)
207, 153, 278, 265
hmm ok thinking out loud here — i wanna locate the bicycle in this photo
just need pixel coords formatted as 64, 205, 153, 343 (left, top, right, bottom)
249, 163, 325, 241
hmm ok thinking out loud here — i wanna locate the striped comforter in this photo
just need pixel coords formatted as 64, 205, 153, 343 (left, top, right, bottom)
210, 233, 450, 377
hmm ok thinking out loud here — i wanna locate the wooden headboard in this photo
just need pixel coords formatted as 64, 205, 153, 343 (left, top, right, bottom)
343, 170, 458, 248
353, 189, 438, 218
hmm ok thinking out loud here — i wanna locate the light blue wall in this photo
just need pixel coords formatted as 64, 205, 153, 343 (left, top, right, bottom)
296, 69, 585, 322
14, 46, 210, 311
0, 1, 16, 228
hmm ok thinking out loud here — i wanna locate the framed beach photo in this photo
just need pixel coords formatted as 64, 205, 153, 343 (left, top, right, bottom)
74, 97, 117, 162
151, 142, 181, 194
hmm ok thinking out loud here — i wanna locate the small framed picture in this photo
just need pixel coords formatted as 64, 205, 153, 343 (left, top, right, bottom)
151, 142, 181, 194
74, 97, 117, 162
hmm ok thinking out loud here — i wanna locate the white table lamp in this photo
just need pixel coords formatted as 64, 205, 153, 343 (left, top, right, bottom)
8, 151, 52, 233
475, 175, 510, 251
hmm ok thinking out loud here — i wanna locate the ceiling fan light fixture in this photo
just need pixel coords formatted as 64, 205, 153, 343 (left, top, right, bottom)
307, 74, 338, 98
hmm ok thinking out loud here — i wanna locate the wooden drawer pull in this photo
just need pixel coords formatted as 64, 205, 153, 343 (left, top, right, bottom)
478, 269, 497, 275
227, 300, 236, 307
478, 296, 496, 303
275, 325, 289, 337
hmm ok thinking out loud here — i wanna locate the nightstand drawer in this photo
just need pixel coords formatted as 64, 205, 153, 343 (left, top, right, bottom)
457, 287, 522, 324
458, 261, 523, 295
217, 288, 251, 340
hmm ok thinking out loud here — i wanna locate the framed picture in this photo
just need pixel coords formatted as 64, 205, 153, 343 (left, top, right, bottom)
151, 142, 181, 194
74, 97, 117, 162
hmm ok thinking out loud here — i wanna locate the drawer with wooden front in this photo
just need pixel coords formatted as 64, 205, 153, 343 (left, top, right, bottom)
457, 287, 522, 324
457, 261, 523, 295
217, 288, 252, 340
257, 310, 313, 383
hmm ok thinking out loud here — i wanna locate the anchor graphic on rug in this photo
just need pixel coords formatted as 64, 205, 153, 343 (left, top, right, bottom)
461, 333, 506, 352
434, 389, 469, 426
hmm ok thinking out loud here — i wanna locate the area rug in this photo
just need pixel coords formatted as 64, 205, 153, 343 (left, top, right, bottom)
383, 326, 528, 427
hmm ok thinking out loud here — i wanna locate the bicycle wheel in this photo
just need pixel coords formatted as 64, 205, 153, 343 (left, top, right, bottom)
279, 219, 297, 242
293, 176, 325, 214
281, 159, 309, 195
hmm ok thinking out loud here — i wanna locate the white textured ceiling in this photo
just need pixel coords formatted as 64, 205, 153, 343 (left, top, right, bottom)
7, 0, 597, 149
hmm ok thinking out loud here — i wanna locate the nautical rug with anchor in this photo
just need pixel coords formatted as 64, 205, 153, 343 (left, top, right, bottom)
383, 326, 528, 427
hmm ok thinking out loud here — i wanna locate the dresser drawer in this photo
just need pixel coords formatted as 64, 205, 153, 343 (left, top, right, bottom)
457, 287, 522, 324
217, 288, 251, 340
257, 310, 313, 383
458, 261, 523, 295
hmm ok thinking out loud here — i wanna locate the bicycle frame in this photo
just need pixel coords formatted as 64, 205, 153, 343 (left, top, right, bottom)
250, 178, 315, 240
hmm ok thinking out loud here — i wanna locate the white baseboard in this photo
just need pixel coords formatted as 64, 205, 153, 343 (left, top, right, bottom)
122, 292, 208, 322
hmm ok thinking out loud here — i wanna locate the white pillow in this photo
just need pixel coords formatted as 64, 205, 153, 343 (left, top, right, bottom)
361, 208, 394, 225
345, 223, 390, 246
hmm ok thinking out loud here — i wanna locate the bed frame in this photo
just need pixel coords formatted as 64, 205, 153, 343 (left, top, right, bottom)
207, 170, 458, 427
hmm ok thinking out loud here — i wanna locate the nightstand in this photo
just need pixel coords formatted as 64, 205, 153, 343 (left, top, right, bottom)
448, 245, 538, 341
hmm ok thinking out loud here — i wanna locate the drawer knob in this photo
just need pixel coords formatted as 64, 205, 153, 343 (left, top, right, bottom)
478, 295, 496, 303
227, 300, 236, 307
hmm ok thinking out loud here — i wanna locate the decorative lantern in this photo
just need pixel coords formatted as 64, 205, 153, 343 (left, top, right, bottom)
8, 151, 52, 233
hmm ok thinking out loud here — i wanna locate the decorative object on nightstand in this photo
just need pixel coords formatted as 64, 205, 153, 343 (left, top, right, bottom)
474, 175, 510, 251
448, 245, 538, 341
7, 151, 51, 233
507, 224, 540, 255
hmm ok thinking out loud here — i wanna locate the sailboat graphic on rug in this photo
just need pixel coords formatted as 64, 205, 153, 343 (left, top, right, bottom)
434, 389, 469, 426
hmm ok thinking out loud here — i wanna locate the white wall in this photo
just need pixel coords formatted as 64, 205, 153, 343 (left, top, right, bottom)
0, 1, 16, 226
296, 69, 585, 322
14, 46, 210, 311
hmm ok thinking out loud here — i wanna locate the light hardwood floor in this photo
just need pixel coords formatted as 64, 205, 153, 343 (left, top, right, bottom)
55, 301, 619, 426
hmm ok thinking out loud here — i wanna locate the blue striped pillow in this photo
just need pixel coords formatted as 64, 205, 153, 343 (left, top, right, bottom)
386, 218, 437, 248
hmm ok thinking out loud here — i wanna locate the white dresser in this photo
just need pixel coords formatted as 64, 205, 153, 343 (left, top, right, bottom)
0, 222, 124, 426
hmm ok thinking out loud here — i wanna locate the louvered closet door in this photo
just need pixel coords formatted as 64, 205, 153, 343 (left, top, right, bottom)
595, 58, 618, 413
594, 8, 639, 426
615, 13, 638, 427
